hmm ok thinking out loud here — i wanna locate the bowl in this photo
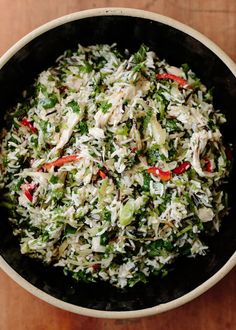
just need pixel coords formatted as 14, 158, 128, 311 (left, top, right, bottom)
0, 8, 236, 319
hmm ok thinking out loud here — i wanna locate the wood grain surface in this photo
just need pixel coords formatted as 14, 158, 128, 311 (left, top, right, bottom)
0, 1, 236, 329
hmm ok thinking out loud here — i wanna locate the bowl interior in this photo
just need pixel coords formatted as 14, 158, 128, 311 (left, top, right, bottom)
0, 14, 236, 312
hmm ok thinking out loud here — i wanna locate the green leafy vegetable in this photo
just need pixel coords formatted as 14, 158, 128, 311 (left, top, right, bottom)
68, 100, 80, 113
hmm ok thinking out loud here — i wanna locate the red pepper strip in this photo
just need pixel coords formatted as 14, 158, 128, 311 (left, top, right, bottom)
204, 158, 212, 172
156, 73, 188, 88
43, 155, 81, 170
21, 118, 38, 134
147, 167, 172, 181
173, 161, 191, 175
21, 182, 37, 202
131, 147, 138, 153
24, 190, 33, 202
98, 170, 107, 179
92, 263, 101, 271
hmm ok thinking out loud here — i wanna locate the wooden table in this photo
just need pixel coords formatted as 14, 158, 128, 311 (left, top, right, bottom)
0, 1, 236, 329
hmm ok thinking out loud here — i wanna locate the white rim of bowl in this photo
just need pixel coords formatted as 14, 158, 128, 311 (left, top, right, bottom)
0, 7, 236, 319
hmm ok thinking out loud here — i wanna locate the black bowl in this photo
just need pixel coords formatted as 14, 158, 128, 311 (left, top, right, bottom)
0, 8, 236, 318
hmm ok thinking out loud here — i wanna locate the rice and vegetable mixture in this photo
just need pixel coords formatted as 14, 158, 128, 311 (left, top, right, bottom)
0, 44, 231, 288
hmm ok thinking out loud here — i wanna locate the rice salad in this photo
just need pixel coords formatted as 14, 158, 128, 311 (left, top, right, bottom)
0, 44, 231, 288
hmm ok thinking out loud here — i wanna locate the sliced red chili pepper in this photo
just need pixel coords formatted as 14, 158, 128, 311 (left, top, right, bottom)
92, 263, 101, 271
156, 73, 188, 88
173, 161, 191, 175
21, 118, 38, 134
21, 182, 37, 203
58, 86, 67, 94
204, 158, 212, 172
147, 167, 172, 181
98, 170, 107, 179
131, 146, 138, 153
24, 190, 33, 202
43, 154, 81, 170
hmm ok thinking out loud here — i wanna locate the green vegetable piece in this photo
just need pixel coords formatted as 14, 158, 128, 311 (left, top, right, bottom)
133, 62, 145, 73
95, 57, 106, 70
128, 272, 147, 287
146, 144, 166, 165
99, 101, 112, 114
78, 120, 88, 135
142, 108, 153, 130
72, 270, 93, 283
80, 62, 93, 73
119, 199, 135, 226
181, 63, 190, 74
49, 175, 59, 184
41, 232, 50, 242
166, 119, 179, 132
40, 93, 58, 109
68, 100, 80, 113
176, 224, 192, 237
116, 125, 129, 136
12, 178, 24, 192
148, 239, 173, 257
64, 224, 77, 236
133, 44, 148, 64
100, 232, 109, 245
143, 172, 151, 192
52, 188, 64, 202
39, 120, 49, 134
102, 208, 111, 222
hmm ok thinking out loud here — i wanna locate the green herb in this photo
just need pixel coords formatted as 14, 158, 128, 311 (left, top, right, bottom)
64, 224, 77, 236
204, 87, 214, 102
146, 144, 166, 165
39, 120, 49, 134
142, 108, 153, 130
102, 208, 111, 222
166, 119, 179, 132
143, 172, 151, 192
181, 63, 190, 74
95, 57, 107, 70
13, 105, 28, 119
30, 135, 38, 148
99, 101, 112, 114
128, 272, 147, 287
39, 93, 58, 109
68, 100, 80, 113
80, 62, 93, 73
36, 83, 47, 95
133, 44, 148, 64
42, 231, 50, 242
52, 188, 64, 202
148, 239, 173, 257
191, 77, 202, 89
100, 232, 109, 245
133, 62, 146, 73
49, 175, 59, 184
12, 178, 24, 191
78, 120, 88, 134
72, 270, 94, 283
154, 92, 168, 120
116, 125, 129, 136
